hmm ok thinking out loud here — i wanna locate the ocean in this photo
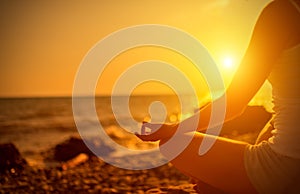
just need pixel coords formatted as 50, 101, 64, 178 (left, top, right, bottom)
0, 92, 272, 166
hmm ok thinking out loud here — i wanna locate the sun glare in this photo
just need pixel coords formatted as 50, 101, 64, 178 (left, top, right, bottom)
223, 57, 234, 69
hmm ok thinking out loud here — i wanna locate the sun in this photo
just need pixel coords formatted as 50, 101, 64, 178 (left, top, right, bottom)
223, 57, 234, 69
218, 55, 238, 85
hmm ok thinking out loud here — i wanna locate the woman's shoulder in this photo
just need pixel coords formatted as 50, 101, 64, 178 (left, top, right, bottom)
280, 0, 300, 48
266, 0, 300, 46
259, 0, 300, 30
271, 0, 300, 15
265, 0, 300, 29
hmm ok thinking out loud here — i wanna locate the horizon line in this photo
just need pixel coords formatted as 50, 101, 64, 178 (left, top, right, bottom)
0, 93, 200, 99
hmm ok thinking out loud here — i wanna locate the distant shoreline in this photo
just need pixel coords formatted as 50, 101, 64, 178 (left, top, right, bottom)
0, 94, 194, 99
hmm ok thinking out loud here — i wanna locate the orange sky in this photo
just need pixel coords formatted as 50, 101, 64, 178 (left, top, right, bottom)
0, 0, 270, 97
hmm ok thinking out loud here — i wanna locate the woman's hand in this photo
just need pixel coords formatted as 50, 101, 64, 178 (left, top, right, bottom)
135, 122, 178, 142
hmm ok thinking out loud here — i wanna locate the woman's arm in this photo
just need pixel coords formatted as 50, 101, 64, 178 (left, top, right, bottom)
186, 0, 297, 132
137, 0, 299, 141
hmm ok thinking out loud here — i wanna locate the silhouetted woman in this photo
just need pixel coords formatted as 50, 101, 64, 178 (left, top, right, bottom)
137, 0, 300, 193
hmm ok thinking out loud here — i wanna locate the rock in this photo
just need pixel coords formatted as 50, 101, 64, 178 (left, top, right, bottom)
146, 188, 164, 194
146, 184, 197, 194
0, 143, 27, 173
53, 136, 114, 161
61, 153, 89, 170
53, 136, 93, 161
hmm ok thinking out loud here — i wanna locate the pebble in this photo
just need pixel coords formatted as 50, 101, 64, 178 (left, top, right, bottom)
0, 156, 196, 193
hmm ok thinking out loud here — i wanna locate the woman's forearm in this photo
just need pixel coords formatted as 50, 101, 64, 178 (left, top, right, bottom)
177, 95, 246, 133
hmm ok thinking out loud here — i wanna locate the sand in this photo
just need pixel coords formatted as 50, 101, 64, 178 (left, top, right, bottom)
1, 154, 197, 193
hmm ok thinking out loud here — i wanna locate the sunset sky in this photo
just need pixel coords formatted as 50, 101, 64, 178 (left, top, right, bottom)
0, 0, 271, 97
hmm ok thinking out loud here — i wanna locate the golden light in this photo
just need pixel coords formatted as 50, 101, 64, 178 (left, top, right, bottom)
223, 57, 234, 69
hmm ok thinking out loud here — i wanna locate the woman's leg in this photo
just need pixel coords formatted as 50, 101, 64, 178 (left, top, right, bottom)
159, 132, 258, 194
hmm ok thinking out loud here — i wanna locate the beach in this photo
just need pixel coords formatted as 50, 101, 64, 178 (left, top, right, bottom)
1, 150, 195, 193
0, 97, 272, 193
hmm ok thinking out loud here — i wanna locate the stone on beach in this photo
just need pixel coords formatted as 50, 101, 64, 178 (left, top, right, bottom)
0, 143, 27, 174
61, 153, 89, 170
53, 136, 114, 161
53, 136, 93, 161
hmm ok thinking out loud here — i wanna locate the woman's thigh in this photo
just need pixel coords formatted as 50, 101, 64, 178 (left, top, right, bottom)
159, 132, 257, 194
